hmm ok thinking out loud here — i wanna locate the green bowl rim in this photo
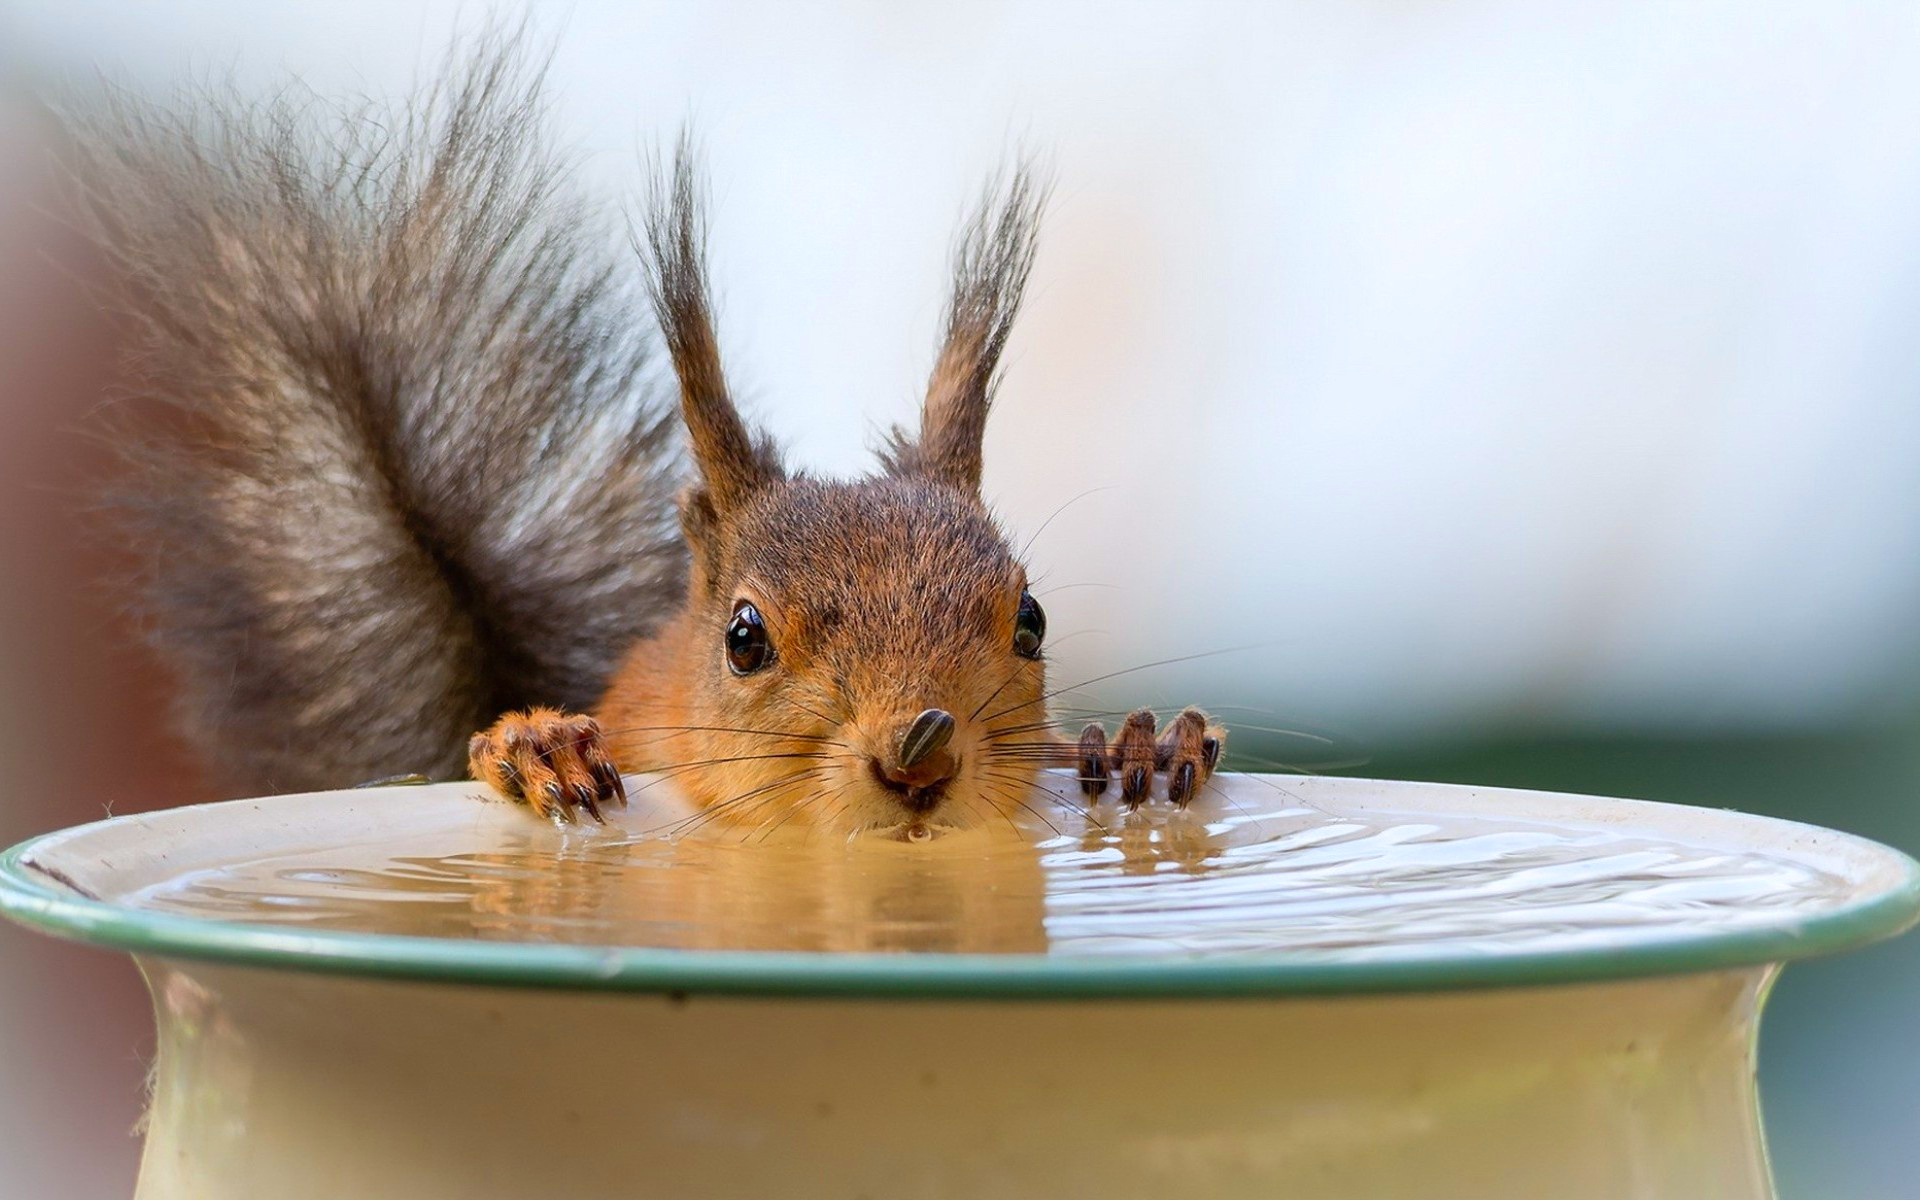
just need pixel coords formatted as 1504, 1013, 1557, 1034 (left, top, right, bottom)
4, 778, 1919, 999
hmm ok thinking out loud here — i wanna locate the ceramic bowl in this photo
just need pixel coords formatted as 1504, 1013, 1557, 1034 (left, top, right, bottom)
3, 773, 1914, 1200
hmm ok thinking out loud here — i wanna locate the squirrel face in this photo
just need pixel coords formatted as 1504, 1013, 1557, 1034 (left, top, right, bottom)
619, 152, 1051, 832
676, 476, 1049, 831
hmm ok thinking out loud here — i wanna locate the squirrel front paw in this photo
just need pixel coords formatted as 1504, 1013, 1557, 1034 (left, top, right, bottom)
467, 708, 627, 823
1075, 707, 1224, 808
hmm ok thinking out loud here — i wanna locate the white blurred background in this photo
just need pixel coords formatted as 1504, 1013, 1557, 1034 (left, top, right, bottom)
4, 3, 1920, 1196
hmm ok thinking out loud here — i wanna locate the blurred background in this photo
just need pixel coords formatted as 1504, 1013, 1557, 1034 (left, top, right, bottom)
4, 1, 1920, 1196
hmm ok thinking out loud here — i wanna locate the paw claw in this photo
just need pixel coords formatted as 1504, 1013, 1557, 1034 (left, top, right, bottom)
468, 707, 625, 823
1077, 723, 1111, 797
1155, 708, 1222, 809
1169, 761, 1195, 806
1061, 705, 1225, 810
1111, 709, 1160, 808
589, 764, 625, 810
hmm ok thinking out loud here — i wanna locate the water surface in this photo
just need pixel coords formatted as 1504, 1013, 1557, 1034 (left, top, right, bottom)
127, 775, 1851, 959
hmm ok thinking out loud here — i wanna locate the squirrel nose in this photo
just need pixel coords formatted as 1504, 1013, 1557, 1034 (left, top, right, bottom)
898, 708, 955, 769
871, 709, 959, 808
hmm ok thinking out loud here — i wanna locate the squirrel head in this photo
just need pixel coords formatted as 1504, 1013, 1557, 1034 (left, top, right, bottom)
640, 149, 1051, 832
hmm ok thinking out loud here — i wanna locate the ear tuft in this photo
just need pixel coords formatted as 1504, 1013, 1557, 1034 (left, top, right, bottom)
880, 162, 1048, 492
641, 136, 782, 514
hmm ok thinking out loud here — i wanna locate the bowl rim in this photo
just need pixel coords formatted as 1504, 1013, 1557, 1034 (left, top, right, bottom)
4, 773, 1917, 999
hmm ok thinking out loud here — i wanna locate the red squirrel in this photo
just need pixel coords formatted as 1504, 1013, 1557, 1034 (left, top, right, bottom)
71, 39, 1223, 833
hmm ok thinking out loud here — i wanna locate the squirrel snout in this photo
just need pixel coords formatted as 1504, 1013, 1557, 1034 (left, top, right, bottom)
898, 708, 955, 769
870, 708, 960, 813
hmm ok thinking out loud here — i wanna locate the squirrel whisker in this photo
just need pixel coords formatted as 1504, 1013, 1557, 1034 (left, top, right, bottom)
1045, 711, 1342, 746
649, 765, 836, 839
967, 792, 1026, 841
732, 770, 848, 843
1015, 484, 1122, 561
589, 724, 844, 744
981, 646, 1252, 725
969, 659, 1042, 723
751, 777, 853, 844
767, 690, 846, 729
978, 717, 1072, 740
977, 778, 1065, 837
617, 750, 856, 797
796, 779, 861, 846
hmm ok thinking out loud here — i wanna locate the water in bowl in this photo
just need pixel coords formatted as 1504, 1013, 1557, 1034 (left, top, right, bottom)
123, 774, 1851, 960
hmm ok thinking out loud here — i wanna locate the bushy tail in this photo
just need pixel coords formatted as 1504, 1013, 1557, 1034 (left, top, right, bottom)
66, 39, 687, 795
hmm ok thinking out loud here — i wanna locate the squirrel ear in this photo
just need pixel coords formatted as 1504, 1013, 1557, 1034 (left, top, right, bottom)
881, 164, 1046, 493
642, 138, 782, 515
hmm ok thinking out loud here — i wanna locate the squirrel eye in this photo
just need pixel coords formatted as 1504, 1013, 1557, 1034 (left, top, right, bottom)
725, 601, 773, 675
1013, 590, 1046, 659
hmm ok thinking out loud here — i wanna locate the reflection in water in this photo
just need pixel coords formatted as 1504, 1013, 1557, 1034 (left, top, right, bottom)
129, 775, 1850, 960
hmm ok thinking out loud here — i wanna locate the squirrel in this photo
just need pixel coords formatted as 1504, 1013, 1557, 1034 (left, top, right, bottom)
67, 40, 1224, 833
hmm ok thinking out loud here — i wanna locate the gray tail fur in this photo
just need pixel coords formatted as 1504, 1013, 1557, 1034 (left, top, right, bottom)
66, 38, 687, 795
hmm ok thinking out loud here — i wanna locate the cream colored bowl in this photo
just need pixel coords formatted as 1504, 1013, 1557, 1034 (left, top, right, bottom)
3, 773, 1915, 1200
